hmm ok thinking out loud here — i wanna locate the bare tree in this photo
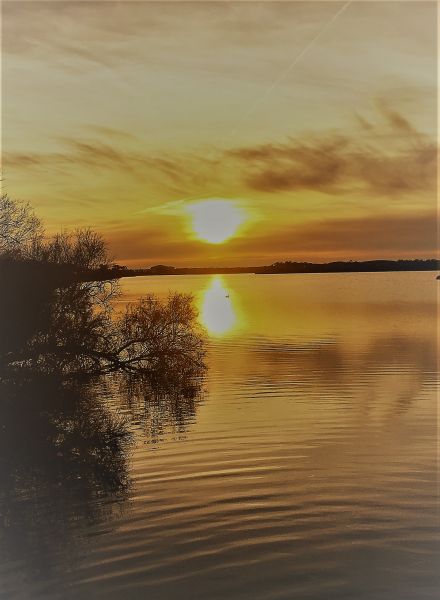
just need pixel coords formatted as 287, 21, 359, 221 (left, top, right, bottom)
114, 293, 206, 383
1, 196, 109, 270
3, 284, 206, 388
41, 229, 109, 269
0, 196, 206, 391
0, 194, 42, 258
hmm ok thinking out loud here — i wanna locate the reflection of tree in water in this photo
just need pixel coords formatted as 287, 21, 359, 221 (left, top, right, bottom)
0, 197, 206, 585
120, 375, 205, 444
0, 375, 131, 581
0, 375, 205, 586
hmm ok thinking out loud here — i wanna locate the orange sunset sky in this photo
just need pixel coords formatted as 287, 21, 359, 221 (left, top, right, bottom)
2, 0, 437, 267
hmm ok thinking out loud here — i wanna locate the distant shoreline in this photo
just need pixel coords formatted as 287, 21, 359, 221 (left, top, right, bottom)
117, 259, 439, 278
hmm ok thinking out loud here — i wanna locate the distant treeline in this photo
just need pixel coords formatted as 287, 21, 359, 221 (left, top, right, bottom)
255, 259, 439, 274
123, 259, 439, 278
125, 265, 256, 277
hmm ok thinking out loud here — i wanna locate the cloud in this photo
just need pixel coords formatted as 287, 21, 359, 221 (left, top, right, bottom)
3, 138, 186, 186
376, 100, 418, 135
229, 108, 437, 197
4, 102, 436, 210
3, 134, 225, 203
4, 105, 436, 218
84, 125, 139, 141
1, 2, 342, 58
106, 225, 212, 266
230, 136, 349, 193
105, 208, 438, 267
229, 210, 438, 261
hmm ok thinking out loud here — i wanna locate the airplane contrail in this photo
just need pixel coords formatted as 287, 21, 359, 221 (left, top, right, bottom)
228, 0, 352, 140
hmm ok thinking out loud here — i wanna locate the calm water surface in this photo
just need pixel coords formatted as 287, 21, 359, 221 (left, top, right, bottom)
1, 273, 439, 599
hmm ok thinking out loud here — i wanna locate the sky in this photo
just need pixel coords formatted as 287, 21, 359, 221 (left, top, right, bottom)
2, 0, 438, 267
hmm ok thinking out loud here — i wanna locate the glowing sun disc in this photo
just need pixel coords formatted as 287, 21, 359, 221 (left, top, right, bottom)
187, 199, 246, 244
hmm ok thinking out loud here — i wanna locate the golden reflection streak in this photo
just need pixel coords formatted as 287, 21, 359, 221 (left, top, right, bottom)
198, 276, 237, 337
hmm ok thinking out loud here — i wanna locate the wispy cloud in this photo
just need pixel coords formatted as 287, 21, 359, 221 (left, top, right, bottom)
376, 100, 419, 136
229, 210, 438, 261
228, 108, 436, 196
4, 105, 437, 206
4, 139, 185, 184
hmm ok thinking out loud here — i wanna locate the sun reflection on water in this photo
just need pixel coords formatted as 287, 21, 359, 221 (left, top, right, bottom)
198, 276, 237, 337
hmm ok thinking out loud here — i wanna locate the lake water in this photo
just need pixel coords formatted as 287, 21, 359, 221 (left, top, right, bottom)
1, 272, 439, 599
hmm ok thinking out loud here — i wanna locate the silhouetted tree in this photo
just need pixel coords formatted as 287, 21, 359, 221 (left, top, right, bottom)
35, 228, 110, 270
0, 194, 42, 259
0, 196, 206, 583
2, 282, 205, 385
0, 195, 206, 389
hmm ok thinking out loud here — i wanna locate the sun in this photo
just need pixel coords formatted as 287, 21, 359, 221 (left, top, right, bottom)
186, 199, 246, 244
